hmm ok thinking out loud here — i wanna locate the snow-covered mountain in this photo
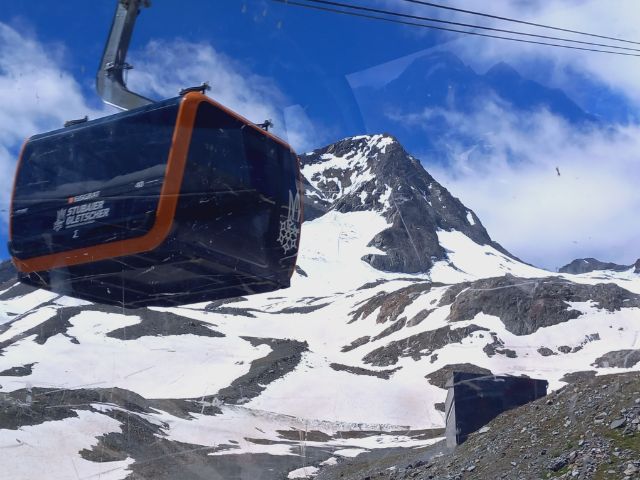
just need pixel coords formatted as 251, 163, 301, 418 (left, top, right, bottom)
300, 134, 514, 274
0, 134, 639, 480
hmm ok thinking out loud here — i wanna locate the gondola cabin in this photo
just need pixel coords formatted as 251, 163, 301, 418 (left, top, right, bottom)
9, 93, 303, 307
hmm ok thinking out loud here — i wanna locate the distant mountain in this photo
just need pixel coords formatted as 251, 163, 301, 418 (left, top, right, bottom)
559, 257, 637, 274
482, 61, 593, 123
0, 134, 639, 480
353, 51, 596, 157
552, 64, 640, 124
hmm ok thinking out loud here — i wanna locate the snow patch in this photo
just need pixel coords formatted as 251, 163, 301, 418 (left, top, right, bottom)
0, 410, 133, 480
0, 310, 269, 398
288, 466, 319, 478
334, 448, 368, 457
378, 184, 392, 211
466, 211, 475, 226
431, 230, 549, 282
376, 135, 394, 153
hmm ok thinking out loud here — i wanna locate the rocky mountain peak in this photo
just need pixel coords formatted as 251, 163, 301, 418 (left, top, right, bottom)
559, 257, 637, 275
300, 134, 514, 273
300, 134, 399, 210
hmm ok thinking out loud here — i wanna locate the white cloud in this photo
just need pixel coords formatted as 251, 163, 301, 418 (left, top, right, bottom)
380, 0, 640, 109
0, 23, 107, 223
0, 26, 98, 144
419, 99, 640, 269
127, 39, 316, 151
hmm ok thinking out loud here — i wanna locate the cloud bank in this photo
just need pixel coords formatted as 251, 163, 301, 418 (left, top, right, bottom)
421, 99, 640, 269
380, 0, 640, 109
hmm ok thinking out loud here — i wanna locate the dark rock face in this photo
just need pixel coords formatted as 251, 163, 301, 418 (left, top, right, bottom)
204, 299, 260, 318
372, 317, 407, 341
0, 281, 37, 302
0, 305, 85, 354
0, 388, 80, 430
560, 257, 632, 274
0, 363, 35, 377
0, 386, 175, 431
425, 363, 492, 389
350, 282, 435, 324
301, 174, 332, 221
271, 303, 331, 314
537, 347, 557, 357
341, 336, 370, 353
216, 337, 308, 404
300, 135, 513, 273
560, 370, 596, 383
405, 309, 433, 327
329, 363, 401, 379
362, 325, 488, 367
593, 349, 640, 368
483, 333, 518, 358
106, 308, 224, 340
444, 275, 640, 335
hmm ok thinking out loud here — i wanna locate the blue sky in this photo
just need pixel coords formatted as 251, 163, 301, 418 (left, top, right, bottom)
1, 0, 639, 269
0, 0, 441, 144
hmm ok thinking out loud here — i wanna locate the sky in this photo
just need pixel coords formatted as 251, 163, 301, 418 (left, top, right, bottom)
0, 0, 638, 270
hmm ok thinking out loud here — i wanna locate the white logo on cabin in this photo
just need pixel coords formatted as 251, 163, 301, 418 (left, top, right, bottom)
277, 191, 301, 254
53, 208, 67, 232
52, 201, 111, 232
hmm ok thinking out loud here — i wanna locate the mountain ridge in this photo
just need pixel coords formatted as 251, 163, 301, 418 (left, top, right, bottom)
560, 257, 640, 275
0, 134, 638, 480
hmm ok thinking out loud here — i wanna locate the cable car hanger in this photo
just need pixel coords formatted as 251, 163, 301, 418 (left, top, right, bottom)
95, 1, 274, 129
97, 0, 153, 111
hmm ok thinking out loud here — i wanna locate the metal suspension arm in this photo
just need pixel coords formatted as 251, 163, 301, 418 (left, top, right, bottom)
97, 0, 153, 110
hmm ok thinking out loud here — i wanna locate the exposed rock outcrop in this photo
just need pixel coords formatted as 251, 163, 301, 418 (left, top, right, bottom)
560, 257, 634, 274
443, 275, 640, 335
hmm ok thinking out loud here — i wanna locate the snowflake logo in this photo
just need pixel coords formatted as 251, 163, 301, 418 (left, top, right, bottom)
53, 208, 67, 232
277, 191, 301, 254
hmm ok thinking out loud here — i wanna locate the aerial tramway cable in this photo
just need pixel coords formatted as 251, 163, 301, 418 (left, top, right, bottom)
398, 0, 640, 46
281, 0, 640, 53
273, 0, 640, 58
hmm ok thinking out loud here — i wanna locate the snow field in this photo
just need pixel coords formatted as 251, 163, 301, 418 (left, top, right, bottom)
0, 410, 133, 480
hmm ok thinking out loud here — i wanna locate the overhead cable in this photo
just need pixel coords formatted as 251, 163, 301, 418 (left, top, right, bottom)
281, 0, 640, 53
399, 0, 640, 46
273, 0, 640, 58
